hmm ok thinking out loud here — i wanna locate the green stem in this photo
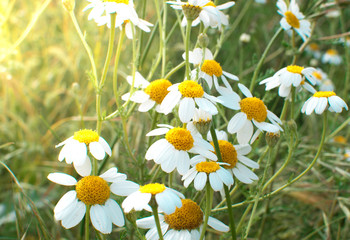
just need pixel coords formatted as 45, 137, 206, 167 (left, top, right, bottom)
185, 19, 193, 80
199, 183, 213, 240
244, 148, 273, 238
280, 99, 289, 121
224, 186, 237, 240
164, 61, 185, 79
326, 116, 350, 141
151, 206, 164, 240
85, 206, 90, 240
113, 27, 125, 111
69, 11, 97, 85
153, 0, 164, 76
96, 13, 116, 134
290, 87, 295, 119
249, 27, 283, 92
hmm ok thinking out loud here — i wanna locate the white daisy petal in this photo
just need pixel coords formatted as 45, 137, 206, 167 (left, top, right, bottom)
48, 173, 77, 186
105, 199, 125, 227
61, 201, 86, 229
90, 204, 112, 234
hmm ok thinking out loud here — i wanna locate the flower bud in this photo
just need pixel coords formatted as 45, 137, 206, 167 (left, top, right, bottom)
239, 33, 251, 43
265, 131, 280, 147
193, 109, 212, 137
198, 33, 209, 48
62, 0, 75, 12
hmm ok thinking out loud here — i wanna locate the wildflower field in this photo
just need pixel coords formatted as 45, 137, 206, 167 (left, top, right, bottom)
1, 0, 350, 239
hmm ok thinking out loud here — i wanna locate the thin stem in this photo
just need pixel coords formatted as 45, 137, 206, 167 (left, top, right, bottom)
185, 19, 193, 80
210, 126, 236, 239
113, 27, 125, 111
326, 116, 350, 141
153, 0, 164, 76
96, 13, 116, 134
199, 183, 212, 240
152, 206, 164, 240
290, 87, 295, 119
85, 206, 90, 240
224, 186, 237, 240
69, 11, 97, 85
164, 61, 185, 79
249, 27, 283, 92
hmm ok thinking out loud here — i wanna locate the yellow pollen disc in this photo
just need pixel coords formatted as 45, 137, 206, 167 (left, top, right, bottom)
104, 0, 129, 3
165, 128, 194, 151
210, 140, 237, 169
326, 49, 338, 56
164, 199, 203, 230
286, 65, 304, 74
178, 80, 204, 98
309, 43, 320, 51
204, 1, 216, 7
239, 97, 267, 122
195, 161, 220, 173
201, 60, 223, 77
333, 136, 346, 144
144, 79, 172, 104
285, 11, 300, 28
312, 71, 322, 80
76, 176, 110, 205
345, 153, 350, 158
73, 129, 99, 144
313, 91, 336, 98
139, 183, 166, 194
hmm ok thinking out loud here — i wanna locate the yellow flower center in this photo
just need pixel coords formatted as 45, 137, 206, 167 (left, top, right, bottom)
144, 79, 172, 104
164, 199, 203, 230
204, 1, 216, 7
344, 153, 350, 158
285, 11, 300, 28
286, 65, 304, 74
104, 0, 129, 3
333, 136, 346, 144
182, 4, 202, 21
210, 140, 237, 169
165, 128, 194, 151
76, 176, 110, 205
309, 43, 320, 51
326, 49, 338, 56
139, 183, 166, 194
201, 60, 223, 77
73, 129, 99, 144
239, 97, 267, 122
313, 91, 336, 98
313, 71, 322, 80
178, 80, 204, 98
195, 161, 220, 173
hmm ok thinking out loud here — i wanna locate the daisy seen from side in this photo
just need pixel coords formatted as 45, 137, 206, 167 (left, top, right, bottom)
160, 80, 221, 123
122, 183, 184, 215
322, 49, 342, 65
207, 130, 259, 184
259, 65, 317, 98
121, 72, 172, 112
184, 48, 239, 90
277, 0, 311, 41
301, 91, 348, 115
47, 167, 139, 234
145, 124, 217, 175
56, 129, 112, 173
218, 83, 282, 144
136, 199, 229, 240
187, 108, 212, 137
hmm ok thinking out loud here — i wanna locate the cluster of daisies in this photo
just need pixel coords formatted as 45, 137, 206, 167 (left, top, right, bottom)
49, 0, 348, 238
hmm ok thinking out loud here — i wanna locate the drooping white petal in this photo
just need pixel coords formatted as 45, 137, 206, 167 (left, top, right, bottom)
89, 141, 106, 160
105, 199, 125, 227
194, 172, 207, 190
90, 204, 112, 234
73, 156, 92, 177
208, 216, 229, 232
110, 180, 140, 196
61, 201, 86, 229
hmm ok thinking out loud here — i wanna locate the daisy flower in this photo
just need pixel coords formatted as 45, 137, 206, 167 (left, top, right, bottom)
277, 0, 311, 41
322, 49, 342, 65
344, 149, 350, 162
260, 65, 317, 98
84, 0, 138, 24
168, 0, 234, 29
136, 199, 229, 240
121, 72, 172, 112
305, 43, 321, 59
218, 83, 282, 144
47, 167, 139, 234
206, 130, 259, 184
184, 48, 239, 89
160, 80, 221, 123
145, 125, 217, 175
182, 157, 233, 191
311, 68, 335, 91
56, 129, 112, 171
301, 91, 348, 115
122, 183, 184, 215
332, 136, 347, 144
